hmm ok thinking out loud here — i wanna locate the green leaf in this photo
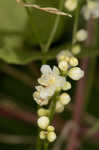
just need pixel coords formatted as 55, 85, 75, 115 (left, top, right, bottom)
0, 39, 99, 65
0, 0, 27, 31
24, 0, 70, 45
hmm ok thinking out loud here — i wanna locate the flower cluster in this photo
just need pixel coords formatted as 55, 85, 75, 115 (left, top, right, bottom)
82, 0, 99, 20
33, 65, 67, 106
33, 46, 84, 142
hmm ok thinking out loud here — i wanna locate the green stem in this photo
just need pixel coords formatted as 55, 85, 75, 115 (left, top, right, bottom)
36, 134, 42, 150
49, 94, 58, 123
43, 93, 58, 150
44, 141, 48, 150
72, 0, 84, 45
43, 0, 64, 53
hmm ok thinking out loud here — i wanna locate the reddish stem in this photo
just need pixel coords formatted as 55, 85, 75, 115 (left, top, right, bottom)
66, 58, 89, 150
66, 18, 93, 150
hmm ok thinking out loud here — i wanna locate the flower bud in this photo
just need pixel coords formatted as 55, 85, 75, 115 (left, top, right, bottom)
37, 116, 49, 129
62, 81, 71, 91
56, 101, 64, 113
58, 60, 68, 72
47, 132, 56, 142
57, 50, 70, 62
47, 126, 55, 132
59, 93, 71, 105
64, 0, 78, 11
72, 45, 81, 55
37, 108, 50, 117
40, 131, 46, 140
69, 57, 78, 67
68, 67, 84, 80
76, 29, 88, 42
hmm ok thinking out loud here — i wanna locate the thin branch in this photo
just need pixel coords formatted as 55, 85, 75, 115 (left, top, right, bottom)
0, 134, 34, 144
24, 3, 72, 17
66, 18, 94, 150
0, 62, 33, 88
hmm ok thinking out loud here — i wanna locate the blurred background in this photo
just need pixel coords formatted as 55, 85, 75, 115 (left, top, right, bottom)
0, 0, 99, 150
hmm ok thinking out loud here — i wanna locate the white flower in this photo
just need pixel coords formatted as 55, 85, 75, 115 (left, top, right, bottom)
68, 67, 84, 80
40, 131, 46, 140
69, 57, 78, 67
72, 45, 81, 55
41, 65, 52, 75
82, 0, 99, 20
38, 65, 67, 92
57, 50, 72, 62
59, 93, 71, 105
56, 101, 64, 113
58, 60, 68, 72
64, 0, 78, 11
62, 81, 71, 91
47, 132, 56, 142
47, 126, 55, 132
37, 116, 49, 129
76, 29, 88, 42
33, 89, 49, 106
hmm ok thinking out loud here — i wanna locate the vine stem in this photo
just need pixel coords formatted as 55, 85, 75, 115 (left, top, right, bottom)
43, 0, 64, 54
66, 17, 94, 150
44, 93, 59, 150
72, 0, 84, 45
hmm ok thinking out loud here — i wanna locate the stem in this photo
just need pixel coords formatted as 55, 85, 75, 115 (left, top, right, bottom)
43, 93, 58, 150
84, 58, 96, 110
43, 0, 64, 53
0, 61, 33, 88
66, 17, 94, 150
49, 94, 58, 123
72, 0, 83, 45
44, 141, 48, 150
36, 135, 42, 150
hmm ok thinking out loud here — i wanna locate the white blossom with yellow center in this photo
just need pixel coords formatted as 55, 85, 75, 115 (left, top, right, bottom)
38, 65, 67, 93
33, 86, 51, 106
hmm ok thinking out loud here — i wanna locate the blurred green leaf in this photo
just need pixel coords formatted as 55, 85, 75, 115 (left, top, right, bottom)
0, 0, 27, 31
0, 42, 99, 64
24, 0, 71, 45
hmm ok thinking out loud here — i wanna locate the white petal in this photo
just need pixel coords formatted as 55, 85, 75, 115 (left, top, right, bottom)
41, 65, 52, 74
38, 75, 49, 86
53, 66, 60, 75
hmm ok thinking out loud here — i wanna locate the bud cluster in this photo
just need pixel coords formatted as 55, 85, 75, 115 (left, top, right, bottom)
33, 43, 84, 143
37, 115, 56, 142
